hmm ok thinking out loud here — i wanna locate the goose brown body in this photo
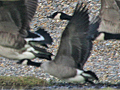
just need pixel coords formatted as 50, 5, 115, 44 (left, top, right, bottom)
0, 0, 52, 60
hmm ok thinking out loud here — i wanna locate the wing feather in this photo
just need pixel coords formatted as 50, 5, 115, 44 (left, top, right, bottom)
54, 3, 93, 69
25, 0, 38, 22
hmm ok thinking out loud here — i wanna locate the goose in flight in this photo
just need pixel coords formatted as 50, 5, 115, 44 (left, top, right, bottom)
17, 2, 99, 84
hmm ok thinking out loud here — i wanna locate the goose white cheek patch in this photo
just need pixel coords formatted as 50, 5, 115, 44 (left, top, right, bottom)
54, 13, 61, 19
22, 60, 28, 65
96, 33, 105, 40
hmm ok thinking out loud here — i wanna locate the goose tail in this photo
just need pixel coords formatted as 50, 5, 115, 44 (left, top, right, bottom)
23, 44, 52, 60
83, 70, 99, 84
32, 45, 53, 60
17, 59, 42, 67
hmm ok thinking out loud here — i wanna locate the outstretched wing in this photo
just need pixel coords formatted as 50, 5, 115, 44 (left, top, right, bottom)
69, 3, 91, 69
25, 0, 38, 22
87, 16, 101, 40
17, 0, 38, 37
54, 3, 92, 69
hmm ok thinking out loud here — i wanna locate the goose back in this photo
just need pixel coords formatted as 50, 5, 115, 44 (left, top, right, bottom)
0, 1, 27, 49
0, 2, 21, 33
0, 0, 38, 36
98, 0, 120, 33
0, 0, 38, 49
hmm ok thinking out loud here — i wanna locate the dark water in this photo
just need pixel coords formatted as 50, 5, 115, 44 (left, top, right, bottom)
1, 83, 120, 90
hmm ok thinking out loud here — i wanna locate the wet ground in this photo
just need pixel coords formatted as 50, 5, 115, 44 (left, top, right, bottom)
32, 83, 120, 90
1, 83, 120, 90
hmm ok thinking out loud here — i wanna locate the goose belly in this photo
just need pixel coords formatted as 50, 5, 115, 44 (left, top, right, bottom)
64, 69, 85, 83
66, 75, 85, 83
41, 62, 86, 83
41, 62, 79, 81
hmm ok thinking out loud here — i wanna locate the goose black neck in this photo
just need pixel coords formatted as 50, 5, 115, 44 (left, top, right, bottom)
28, 60, 41, 67
104, 32, 120, 40
61, 13, 72, 20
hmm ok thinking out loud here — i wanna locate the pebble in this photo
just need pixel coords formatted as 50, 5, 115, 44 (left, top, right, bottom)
0, 0, 120, 84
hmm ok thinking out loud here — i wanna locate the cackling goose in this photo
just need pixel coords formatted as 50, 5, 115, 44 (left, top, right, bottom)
17, 2, 99, 84
0, 0, 52, 60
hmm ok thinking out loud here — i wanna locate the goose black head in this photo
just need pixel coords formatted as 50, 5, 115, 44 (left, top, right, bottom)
47, 12, 72, 20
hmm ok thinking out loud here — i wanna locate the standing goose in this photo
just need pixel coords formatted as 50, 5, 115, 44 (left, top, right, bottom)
17, 2, 99, 84
95, 0, 120, 40
47, 0, 120, 40
0, 0, 52, 60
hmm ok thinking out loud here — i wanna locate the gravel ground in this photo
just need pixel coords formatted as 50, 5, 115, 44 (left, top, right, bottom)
0, 0, 120, 84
